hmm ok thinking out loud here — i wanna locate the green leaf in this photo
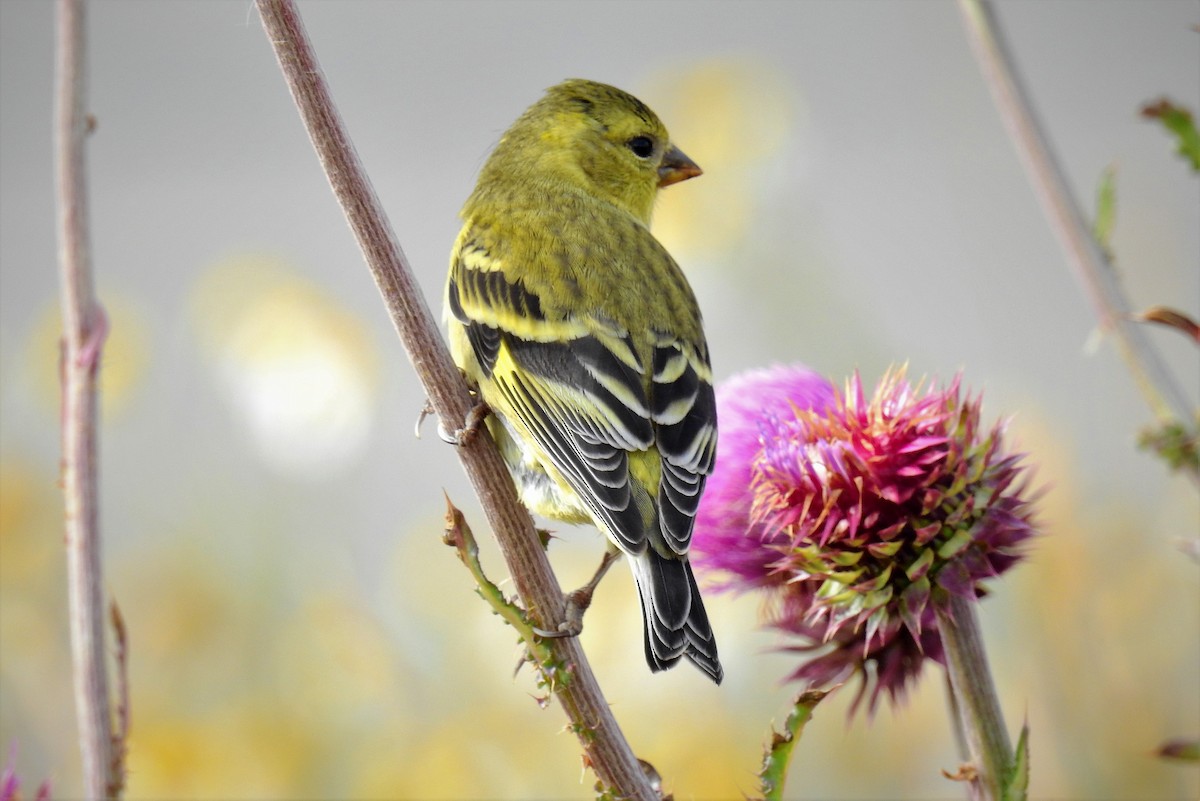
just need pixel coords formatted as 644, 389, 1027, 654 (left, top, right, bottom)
1137, 419, 1200, 476
1093, 164, 1117, 253
1141, 98, 1200, 171
759, 689, 830, 801
1003, 720, 1030, 801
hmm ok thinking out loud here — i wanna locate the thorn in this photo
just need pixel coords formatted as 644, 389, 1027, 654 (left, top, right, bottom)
513, 650, 530, 680
941, 763, 978, 782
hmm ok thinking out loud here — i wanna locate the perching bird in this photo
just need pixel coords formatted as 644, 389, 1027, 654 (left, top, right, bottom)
444, 79, 722, 684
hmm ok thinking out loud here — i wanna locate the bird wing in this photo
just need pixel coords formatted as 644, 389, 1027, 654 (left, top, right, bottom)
647, 329, 717, 555
447, 231, 716, 557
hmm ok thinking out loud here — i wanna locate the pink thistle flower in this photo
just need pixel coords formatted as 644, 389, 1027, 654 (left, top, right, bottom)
1, 743, 50, 801
694, 364, 1036, 715
694, 364, 837, 588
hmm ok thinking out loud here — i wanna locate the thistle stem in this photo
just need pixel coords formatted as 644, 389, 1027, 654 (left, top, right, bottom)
944, 670, 971, 765
759, 689, 830, 801
253, 2, 654, 797
54, 0, 118, 796
956, 0, 1197, 451
936, 594, 1013, 801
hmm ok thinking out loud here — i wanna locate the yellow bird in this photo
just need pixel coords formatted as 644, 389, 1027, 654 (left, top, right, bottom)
445, 79, 721, 683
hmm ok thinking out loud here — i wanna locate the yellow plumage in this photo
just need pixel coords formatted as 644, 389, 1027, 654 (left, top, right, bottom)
445, 79, 721, 683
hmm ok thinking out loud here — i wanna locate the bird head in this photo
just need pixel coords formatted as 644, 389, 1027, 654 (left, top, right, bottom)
481, 79, 702, 224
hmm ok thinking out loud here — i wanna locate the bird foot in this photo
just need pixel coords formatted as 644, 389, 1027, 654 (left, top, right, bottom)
532, 549, 622, 639
414, 400, 435, 439
444, 400, 490, 445
415, 398, 491, 446
532, 589, 588, 639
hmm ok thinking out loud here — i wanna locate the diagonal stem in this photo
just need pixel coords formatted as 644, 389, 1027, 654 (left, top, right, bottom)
253, 2, 655, 797
54, 0, 116, 796
957, 0, 1196, 439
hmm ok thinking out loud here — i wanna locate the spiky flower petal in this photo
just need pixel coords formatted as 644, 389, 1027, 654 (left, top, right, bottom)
694, 365, 1036, 715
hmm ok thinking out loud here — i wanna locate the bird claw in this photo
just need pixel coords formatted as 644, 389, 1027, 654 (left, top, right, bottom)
531, 550, 621, 640
435, 420, 459, 445
537, 597, 588, 642
415, 399, 490, 446
448, 400, 491, 446
531, 618, 582, 639
531, 590, 589, 639
414, 400, 435, 439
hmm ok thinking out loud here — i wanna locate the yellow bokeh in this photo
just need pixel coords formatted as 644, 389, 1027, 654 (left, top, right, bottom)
127, 702, 321, 799
0, 457, 63, 594
0, 460, 34, 528
273, 593, 407, 714
644, 60, 798, 257
190, 255, 376, 381
189, 254, 381, 478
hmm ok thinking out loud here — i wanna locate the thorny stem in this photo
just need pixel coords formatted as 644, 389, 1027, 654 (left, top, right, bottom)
54, 0, 117, 796
254, 2, 656, 798
936, 595, 1013, 801
758, 689, 830, 801
957, 0, 1198, 478
442, 496, 551, 652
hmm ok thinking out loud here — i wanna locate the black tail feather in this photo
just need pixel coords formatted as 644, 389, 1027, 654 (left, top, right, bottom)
632, 550, 722, 684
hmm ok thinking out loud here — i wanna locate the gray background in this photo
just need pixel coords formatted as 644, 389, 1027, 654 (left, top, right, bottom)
1, 1, 1197, 798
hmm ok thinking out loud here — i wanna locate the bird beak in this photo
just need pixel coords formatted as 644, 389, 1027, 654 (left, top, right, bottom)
657, 145, 702, 187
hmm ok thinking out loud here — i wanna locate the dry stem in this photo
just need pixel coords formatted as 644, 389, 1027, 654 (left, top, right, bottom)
54, 0, 116, 796
254, 1, 655, 797
957, 0, 1196, 443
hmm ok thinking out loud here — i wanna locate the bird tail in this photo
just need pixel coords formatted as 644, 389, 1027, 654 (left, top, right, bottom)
630, 549, 723, 684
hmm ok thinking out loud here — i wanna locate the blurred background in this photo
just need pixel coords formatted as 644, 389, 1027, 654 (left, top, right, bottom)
1, 1, 1197, 798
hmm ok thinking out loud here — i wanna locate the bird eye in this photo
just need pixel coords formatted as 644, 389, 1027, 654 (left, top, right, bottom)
626, 136, 654, 159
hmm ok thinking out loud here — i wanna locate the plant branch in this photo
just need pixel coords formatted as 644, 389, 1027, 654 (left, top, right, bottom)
935, 595, 1014, 801
253, 2, 655, 797
54, 0, 116, 796
943, 669, 972, 766
442, 495, 551, 652
758, 689, 830, 801
957, 0, 1197, 444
